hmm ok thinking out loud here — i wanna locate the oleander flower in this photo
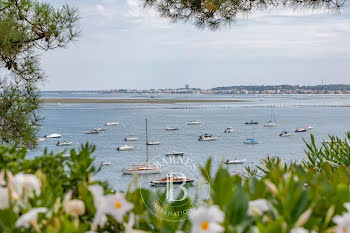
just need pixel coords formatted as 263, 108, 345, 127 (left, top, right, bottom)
63, 190, 85, 217
290, 228, 316, 233
248, 199, 270, 216
88, 184, 108, 227
0, 187, 9, 209
8, 172, 41, 198
333, 202, 350, 233
88, 184, 133, 227
104, 192, 134, 223
189, 205, 224, 233
15, 207, 48, 228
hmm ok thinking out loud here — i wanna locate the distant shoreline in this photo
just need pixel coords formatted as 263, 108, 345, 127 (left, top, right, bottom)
41, 98, 249, 104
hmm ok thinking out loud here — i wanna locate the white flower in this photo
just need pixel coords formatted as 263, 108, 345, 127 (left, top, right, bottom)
333, 202, 350, 233
9, 173, 41, 197
248, 199, 270, 216
290, 228, 316, 233
63, 190, 85, 217
104, 192, 134, 223
88, 184, 133, 226
189, 205, 224, 233
15, 207, 48, 228
0, 187, 9, 209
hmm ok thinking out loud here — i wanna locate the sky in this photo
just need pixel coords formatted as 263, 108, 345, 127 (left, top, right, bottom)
40, 0, 350, 90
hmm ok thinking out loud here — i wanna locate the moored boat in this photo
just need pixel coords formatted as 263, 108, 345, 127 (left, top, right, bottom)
56, 141, 72, 146
85, 129, 99, 134
147, 141, 161, 145
224, 159, 246, 164
305, 125, 313, 130
150, 175, 195, 187
224, 127, 234, 133
198, 133, 217, 141
166, 152, 185, 156
295, 128, 307, 132
166, 127, 179, 131
45, 133, 61, 138
186, 121, 202, 125
244, 138, 259, 144
101, 162, 111, 166
264, 121, 277, 127
279, 130, 293, 137
105, 122, 119, 126
94, 127, 106, 132
245, 120, 259, 125
117, 145, 133, 151
124, 137, 138, 141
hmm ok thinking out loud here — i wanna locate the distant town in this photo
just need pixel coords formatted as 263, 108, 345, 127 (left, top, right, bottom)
100, 84, 350, 95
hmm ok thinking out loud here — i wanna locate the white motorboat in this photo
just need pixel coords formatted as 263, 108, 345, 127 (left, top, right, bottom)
117, 145, 133, 151
124, 137, 138, 141
101, 162, 111, 166
37, 138, 45, 142
147, 141, 161, 145
166, 127, 179, 131
151, 175, 195, 187
295, 128, 307, 132
56, 141, 72, 146
105, 122, 119, 126
186, 121, 202, 125
279, 131, 293, 137
224, 127, 234, 133
85, 129, 99, 134
166, 152, 185, 156
94, 127, 106, 132
224, 159, 246, 164
198, 133, 217, 141
45, 134, 61, 138
305, 125, 313, 130
122, 119, 161, 175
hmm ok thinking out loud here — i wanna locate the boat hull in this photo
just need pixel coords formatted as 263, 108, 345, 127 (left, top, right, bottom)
151, 180, 194, 187
122, 168, 161, 174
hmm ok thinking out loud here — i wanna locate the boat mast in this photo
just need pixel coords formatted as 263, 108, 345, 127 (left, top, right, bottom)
146, 119, 149, 163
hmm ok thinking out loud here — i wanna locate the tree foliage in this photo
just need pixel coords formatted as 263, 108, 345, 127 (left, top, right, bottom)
0, 0, 79, 147
143, 0, 346, 29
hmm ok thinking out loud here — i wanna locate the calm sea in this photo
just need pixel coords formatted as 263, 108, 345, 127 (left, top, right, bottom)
29, 92, 350, 191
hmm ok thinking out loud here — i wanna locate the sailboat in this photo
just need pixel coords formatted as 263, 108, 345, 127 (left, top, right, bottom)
264, 108, 277, 127
122, 119, 161, 175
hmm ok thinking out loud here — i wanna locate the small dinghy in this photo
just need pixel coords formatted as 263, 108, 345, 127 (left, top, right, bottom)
94, 127, 106, 132
45, 134, 61, 138
224, 159, 246, 164
279, 130, 293, 137
85, 130, 99, 134
244, 138, 259, 144
224, 127, 234, 133
124, 137, 138, 141
105, 122, 119, 126
117, 145, 133, 151
264, 121, 277, 127
166, 127, 179, 131
245, 120, 259, 125
305, 125, 313, 130
295, 128, 307, 132
166, 152, 185, 156
56, 141, 72, 146
186, 121, 202, 125
101, 162, 111, 166
147, 141, 161, 145
37, 138, 45, 142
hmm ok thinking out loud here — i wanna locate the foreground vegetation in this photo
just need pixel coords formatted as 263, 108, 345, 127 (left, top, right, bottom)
1, 134, 350, 233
